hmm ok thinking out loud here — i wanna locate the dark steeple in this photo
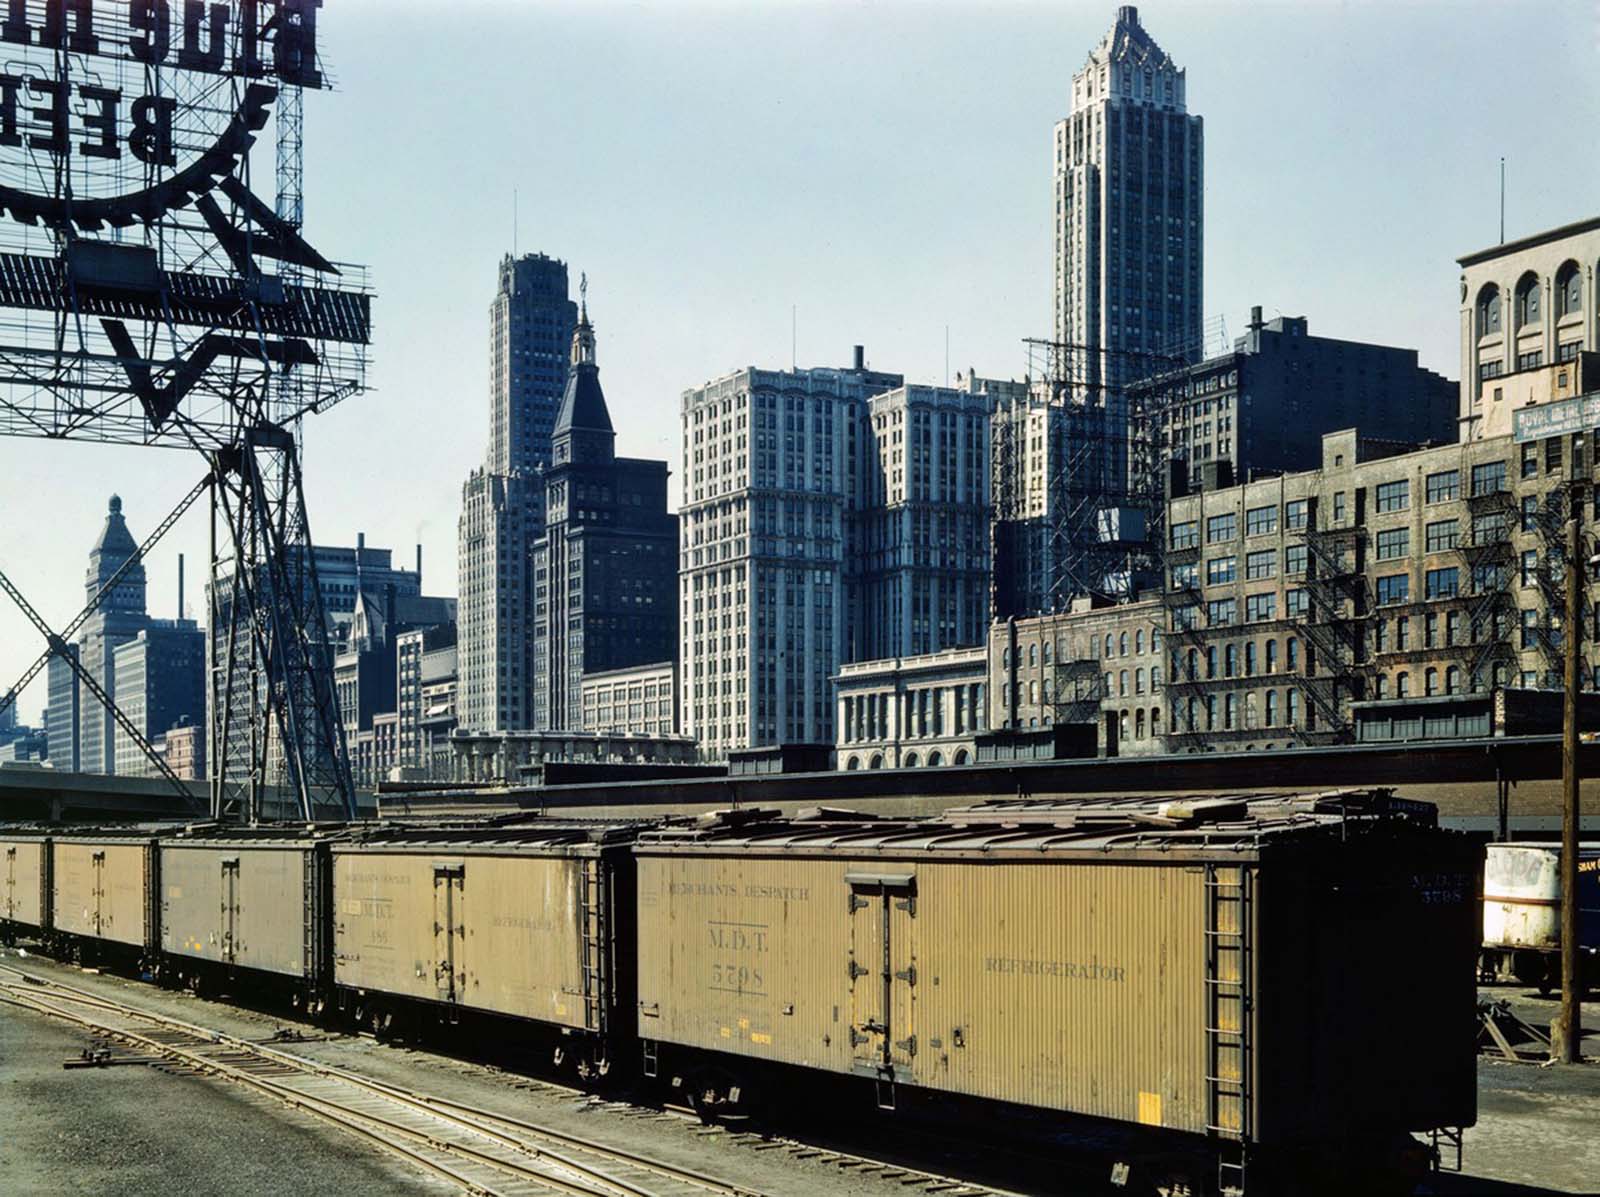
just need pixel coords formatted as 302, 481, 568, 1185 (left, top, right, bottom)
86, 494, 146, 615
551, 275, 615, 467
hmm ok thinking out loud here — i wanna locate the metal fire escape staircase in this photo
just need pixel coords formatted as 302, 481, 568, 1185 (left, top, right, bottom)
1293, 508, 1371, 744
1460, 486, 1517, 690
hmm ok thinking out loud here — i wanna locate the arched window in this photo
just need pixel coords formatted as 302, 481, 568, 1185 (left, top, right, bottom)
1136, 709, 1146, 739
1104, 634, 1113, 658
927, 751, 943, 767
1245, 692, 1258, 728
1152, 666, 1162, 689
1029, 644, 1038, 667
1557, 261, 1582, 318
1265, 690, 1279, 726
1119, 670, 1129, 697
1151, 628, 1162, 653
1397, 671, 1411, 697
846, 756, 860, 771
1375, 673, 1389, 699
1225, 644, 1238, 677
1119, 631, 1129, 656
869, 753, 884, 769
1224, 693, 1237, 729
904, 752, 919, 768
1002, 647, 1011, 668
1265, 639, 1278, 672
1151, 706, 1162, 734
1286, 638, 1299, 671
1477, 283, 1502, 336
1135, 667, 1146, 694
953, 749, 970, 765
1245, 642, 1257, 676
1187, 648, 1199, 680
1104, 672, 1113, 695
1043, 677, 1053, 701
1136, 630, 1145, 654
1446, 665, 1462, 695
1206, 647, 1218, 678
1515, 273, 1542, 329
1042, 641, 1052, 664
1119, 710, 1130, 740
1029, 680, 1038, 704
1287, 689, 1301, 725
1425, 667, 1439, 696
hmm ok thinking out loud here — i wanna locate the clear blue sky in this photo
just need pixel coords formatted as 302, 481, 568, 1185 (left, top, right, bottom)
1, 0, 1595, 722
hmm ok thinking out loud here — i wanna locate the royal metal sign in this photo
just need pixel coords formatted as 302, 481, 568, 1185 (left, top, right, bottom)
1513, 394, 1600, 443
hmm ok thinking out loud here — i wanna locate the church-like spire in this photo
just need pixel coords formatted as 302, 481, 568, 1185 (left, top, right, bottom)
571, 272, 596, 367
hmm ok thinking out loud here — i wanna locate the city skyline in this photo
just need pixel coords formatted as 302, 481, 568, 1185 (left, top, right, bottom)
0, 0, 1593, 721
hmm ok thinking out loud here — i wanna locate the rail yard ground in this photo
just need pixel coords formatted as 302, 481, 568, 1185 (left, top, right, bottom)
0, 951, 1594, 1197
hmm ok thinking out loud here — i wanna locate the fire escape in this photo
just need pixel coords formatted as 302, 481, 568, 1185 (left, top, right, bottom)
1293, 497, 1372, 744
1159, 527, 1211, 749
1051, 657, 1109, 727
1458, 482, 1517, 691
1528, 486, 1572, 688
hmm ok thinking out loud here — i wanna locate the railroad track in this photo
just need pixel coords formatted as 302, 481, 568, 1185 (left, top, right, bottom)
1, 961, 1027, 1197
0, 963, 756, 1197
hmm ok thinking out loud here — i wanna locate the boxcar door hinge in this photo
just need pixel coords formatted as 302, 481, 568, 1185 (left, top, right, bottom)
894, 965, 917, 986
848, 893, 868, 912
848, 959, 869, 979
894, 1035, 917, 1056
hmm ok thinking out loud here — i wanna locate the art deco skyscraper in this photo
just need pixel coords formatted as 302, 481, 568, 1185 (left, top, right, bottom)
458, 255, 577, 733
1053, 6, 1202, 391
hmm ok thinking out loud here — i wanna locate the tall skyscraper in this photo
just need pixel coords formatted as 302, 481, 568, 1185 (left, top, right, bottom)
79, 495, 149, 774
532, 303, 678, 731
458, 254, 578, 733
851, 384, 992, 662
111, 621, 205, 778
680, 352, 904, 758
1054, 6, 1202, 386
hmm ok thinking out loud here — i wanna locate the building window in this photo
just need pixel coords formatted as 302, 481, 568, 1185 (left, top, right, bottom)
1119, 632, 1129, 656
1375, 480, 1409, 513
1547, 437, 1564, 475
1425, 519, 1459, 553
1397, 616, 1410, 650
1206, 647, 1218, 679
1477, 283, 1501, 336
1224, 693, 1237, 730
1425, 470, 1459, 504
1207, 556, 1237, 585
1376, 528, 1409, 560
1425, 567, 1459, 600
1208, 598, 1237, 627
1285, 545, 1308, 575
1207, 513, 1237, 543
1333, 492, 1347, 523
1284, 589, 1308, 618
1225, 644, 1238, 677
1446, 666, 1462, 695
1266, 639, 1278, 672
1521, 549, 1538, 588
1172, 562, 1198, 589
1246, 550, 1276, 580
1424, 666, 1439, 696
1557, 261, 1582, 318
1284, 499, 1309, 531
1397, 671, 1412, 698
1375, 574, 1410, 605
1171, 521, 1199, 549
1287, 689, 1300, 725
1374, 619, 1390, 653
1246, 593, 1277, 622
1425, 612, 1439, 648
1245, 505, 1278, 536
1286, 639, 1299, 671
1518, 350, 1544, 372
1265, 690, 1279, 725
1515, 272, 1541, 330
1521, 495, 1539, 532
1245, 643, 1257, 676
1470, 461, 1507, 496
1375, 674, 1389, 699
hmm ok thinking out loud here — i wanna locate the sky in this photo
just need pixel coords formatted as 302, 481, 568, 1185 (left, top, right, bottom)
1, 0, 1597, 723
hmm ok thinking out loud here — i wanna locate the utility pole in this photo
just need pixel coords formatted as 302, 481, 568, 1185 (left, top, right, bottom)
1554, 458, 1584, 1064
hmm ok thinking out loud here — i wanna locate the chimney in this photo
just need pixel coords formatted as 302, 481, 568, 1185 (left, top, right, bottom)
177, 553, 184, 622
415, 543, 422, 583
852, 344, 865, 371
355, 532, 365, 594
1250, 305, 1264, 331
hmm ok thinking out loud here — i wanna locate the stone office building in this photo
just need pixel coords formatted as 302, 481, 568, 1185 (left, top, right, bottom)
532, 305, 677, 732
833, 646, 989, 771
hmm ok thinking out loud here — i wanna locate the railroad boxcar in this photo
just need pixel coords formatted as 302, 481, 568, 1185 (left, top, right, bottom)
158, 829, 338, 1011
632, 790, 1481, 1193
0, 831, 50, 942
49, 832, 160, 966
330, 823, 640, 1070
1480, 841, 1600, 993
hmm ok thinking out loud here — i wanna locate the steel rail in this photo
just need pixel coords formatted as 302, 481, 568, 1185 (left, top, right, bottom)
0, 972, 648, 1197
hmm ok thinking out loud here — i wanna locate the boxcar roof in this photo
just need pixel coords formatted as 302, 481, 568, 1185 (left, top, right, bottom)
633, 789, 1447, 859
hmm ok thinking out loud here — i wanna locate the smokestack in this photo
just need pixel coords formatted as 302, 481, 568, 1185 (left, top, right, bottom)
1250, 305, 1264, 330
178, 553, 184, 622
415, 543, 422, 583
852, 344, 864, 371
355, 532, 365, 593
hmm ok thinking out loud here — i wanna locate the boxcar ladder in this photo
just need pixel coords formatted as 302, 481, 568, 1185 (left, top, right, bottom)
1205, 863, 1253, 1196
578, 858, 606, 1036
